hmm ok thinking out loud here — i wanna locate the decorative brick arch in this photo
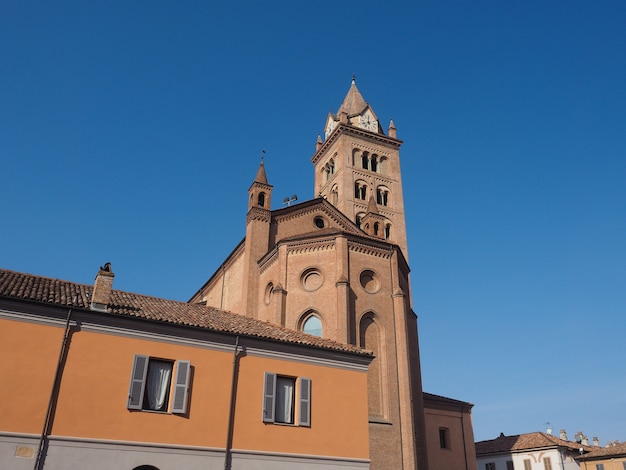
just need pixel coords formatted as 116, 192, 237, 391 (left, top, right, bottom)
359, 312, 388, 419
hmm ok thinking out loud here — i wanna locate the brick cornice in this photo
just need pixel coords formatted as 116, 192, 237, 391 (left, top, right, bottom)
311, 123, 402, 164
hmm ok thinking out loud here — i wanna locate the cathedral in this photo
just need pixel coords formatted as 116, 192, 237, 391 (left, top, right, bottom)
190, 78, 475, 470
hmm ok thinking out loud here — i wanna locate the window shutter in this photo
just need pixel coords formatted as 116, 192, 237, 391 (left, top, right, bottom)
171, 360, 191, 414
299, 377, 311, 427
127, 354, 149, 409
262, 372, 276, 423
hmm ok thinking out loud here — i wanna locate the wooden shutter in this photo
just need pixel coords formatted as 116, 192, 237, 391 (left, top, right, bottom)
127, 354, 149, 409
262, 372, 276, 423
299, 377, 311, 427
171, 360, 191, 414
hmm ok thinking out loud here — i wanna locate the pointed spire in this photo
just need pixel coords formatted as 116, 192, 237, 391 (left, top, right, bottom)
337, 76, 368, 117
254, 150, 268, 184
388, 119, 397, 138
316, 134, 323, 151
367, 195, 379, 214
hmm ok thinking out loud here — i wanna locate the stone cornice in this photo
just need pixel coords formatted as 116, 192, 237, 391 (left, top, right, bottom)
348, 240, 392, 259
258, 247, 279, 274
247, 206, 270, 223
312, 123, 402, 164
286, 237, 336, 255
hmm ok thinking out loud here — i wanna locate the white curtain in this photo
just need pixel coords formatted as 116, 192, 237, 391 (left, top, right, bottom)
275, 377, 294, 423
146, 361, 172, 411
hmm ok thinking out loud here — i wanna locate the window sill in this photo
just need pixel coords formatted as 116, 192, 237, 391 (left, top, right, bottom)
130, 409, 171, 415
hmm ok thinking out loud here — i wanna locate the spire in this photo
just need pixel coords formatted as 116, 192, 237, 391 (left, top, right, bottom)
367, 195, 379, 214
337, 76, 368, 117
254, 151, 268, 184
388, 119, 397, 138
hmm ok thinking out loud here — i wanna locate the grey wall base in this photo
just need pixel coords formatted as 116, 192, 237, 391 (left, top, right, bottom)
1, 433, 369, 470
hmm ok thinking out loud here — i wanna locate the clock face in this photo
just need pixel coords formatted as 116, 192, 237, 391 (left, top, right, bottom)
325, 120, 337, 137
359, 114, 377, 132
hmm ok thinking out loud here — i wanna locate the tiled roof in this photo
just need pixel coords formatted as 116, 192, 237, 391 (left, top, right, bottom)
577, 441, 626, 460
476, 432, 592, 455
0, 268, 371, 356
423, 392, 474, 407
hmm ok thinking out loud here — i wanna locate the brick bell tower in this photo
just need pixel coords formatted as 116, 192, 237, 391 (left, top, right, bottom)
312, 78, 429, 469
312, 76, 410, 262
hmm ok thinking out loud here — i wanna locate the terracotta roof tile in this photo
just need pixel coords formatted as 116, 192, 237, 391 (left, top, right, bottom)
0, 268, 371, 356
577, 441, 626, 460
476, 432, 593, 455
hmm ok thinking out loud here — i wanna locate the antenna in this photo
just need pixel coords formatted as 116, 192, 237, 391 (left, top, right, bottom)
283, 195, 298, 206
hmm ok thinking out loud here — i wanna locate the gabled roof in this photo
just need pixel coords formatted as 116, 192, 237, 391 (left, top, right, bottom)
273, 197, 368, 238
0, 268, 371, 356
476, 432, 592, 456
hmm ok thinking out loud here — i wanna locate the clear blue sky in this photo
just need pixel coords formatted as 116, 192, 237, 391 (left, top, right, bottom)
2, 1, 625, 444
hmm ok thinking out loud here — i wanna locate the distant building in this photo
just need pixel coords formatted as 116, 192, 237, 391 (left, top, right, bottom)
476, 431, 595, 470
423, 393, 477, 470
576, 441, 626, 469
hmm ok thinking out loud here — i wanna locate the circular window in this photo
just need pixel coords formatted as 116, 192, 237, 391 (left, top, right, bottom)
359, 270, 380, 293
301, 268, 323, 292
264, 282, 274, 305
314, 216, 325, 229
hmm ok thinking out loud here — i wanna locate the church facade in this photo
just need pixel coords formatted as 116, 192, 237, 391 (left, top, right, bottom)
190, 79, 447, 470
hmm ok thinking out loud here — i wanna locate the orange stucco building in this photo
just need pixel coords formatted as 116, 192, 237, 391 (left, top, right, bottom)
0, 267, 372, 470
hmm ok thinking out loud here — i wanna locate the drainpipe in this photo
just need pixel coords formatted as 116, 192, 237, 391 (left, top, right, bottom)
33, 304, 74, 470
224, 336, 240, 470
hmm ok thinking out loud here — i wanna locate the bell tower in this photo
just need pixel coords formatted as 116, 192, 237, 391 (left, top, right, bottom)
242, 157, 272, 318
312, 77, 409, 260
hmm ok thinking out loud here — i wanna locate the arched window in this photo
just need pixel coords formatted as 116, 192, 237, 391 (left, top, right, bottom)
376, 187, 389, 206
331, 184, 338, 205
360, 314, 384, 417
302, 315, 323, 337
133, 466, 160, 470
354, 181, 367, 200
356, 212, 365, 229
384, 223, 391, 239
370, 155, 378, 172
361, 152, 369, 170
258, 192, 265, 207
373, 222, 380, 235
323, 158, 335, 183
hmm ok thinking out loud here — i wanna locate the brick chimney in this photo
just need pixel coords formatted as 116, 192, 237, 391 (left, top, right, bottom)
582, 435, 589, 446
91, 262, 114, 312
560, 429, 568, 441
593, 437, 600, 447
